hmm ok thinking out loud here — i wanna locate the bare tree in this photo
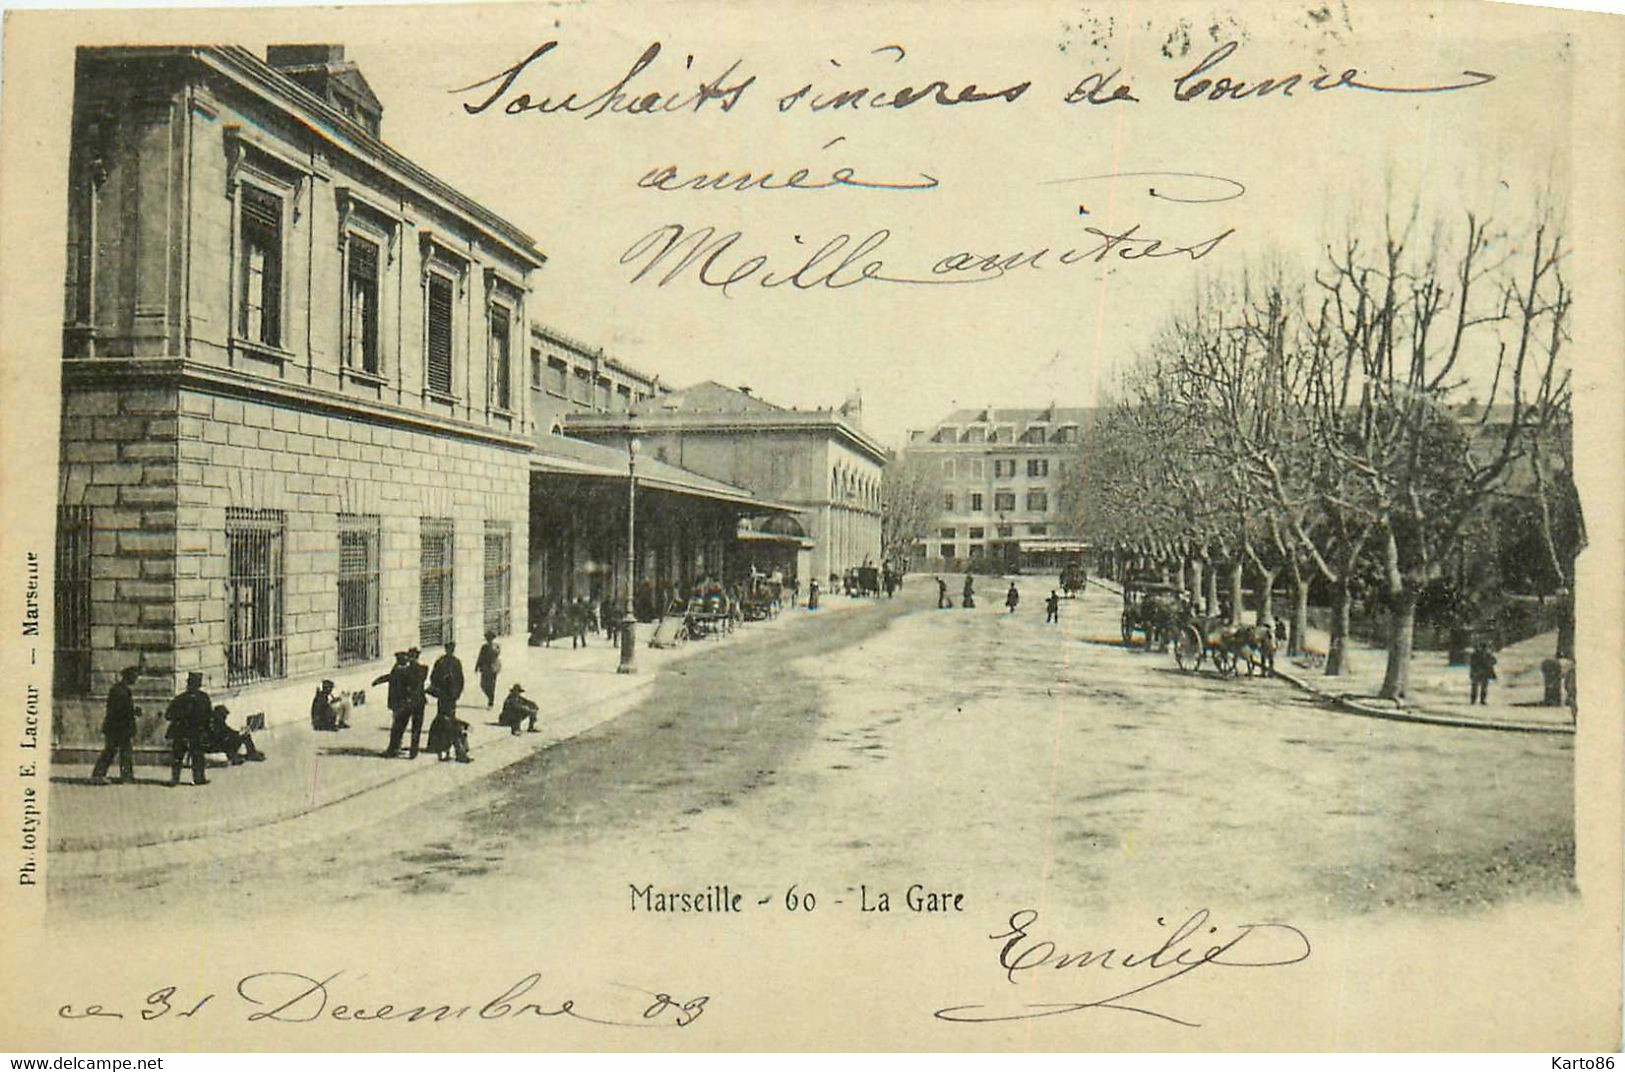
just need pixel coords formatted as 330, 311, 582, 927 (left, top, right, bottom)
881, 451, 944, 571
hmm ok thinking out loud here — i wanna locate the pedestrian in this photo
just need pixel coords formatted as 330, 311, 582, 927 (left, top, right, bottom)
376, 649, 427, 759
962, 573, 976, 609
204, 704, 265, 765
427, 643, 471, 764
164, 671, 212, 787
808, 578, 820, 610
1469, 643, 1498, 705
475, 631, 502, 708
329, 686, 352, 730
571, 597, 590, 649
428, 641, 465, 742
1045, 590, 1061, 624
936, 576, 950, 609
1006, 582, 1020, 614
498, 683, 539, 735
92, 665, 142, 784
310, 679, 341, 732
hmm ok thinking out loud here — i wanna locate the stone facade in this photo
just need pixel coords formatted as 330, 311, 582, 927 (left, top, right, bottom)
565, 382, 886, 583
53, 45, 542, 749
903, 406, 1096, 572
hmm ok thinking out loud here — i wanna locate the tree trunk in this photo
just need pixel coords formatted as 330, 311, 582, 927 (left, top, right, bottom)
1378, 591, 1418, 701
1325, 582, 1352, 677
1255, 566, 1278, 625
1290, 576, 1310, 657
1555, 590, 1575, 660
1188, 556, 1205, 609
1228, 561, 1244, 626
1205, 564, 1219, 617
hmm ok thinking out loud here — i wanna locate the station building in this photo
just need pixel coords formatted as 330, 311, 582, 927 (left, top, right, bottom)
50, 44, 787, 751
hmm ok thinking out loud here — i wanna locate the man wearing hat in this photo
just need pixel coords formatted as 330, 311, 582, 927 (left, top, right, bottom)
498, 683, 539, 736
92, 665, 143, 784
204, 704, 266, 764
164, 671, 213, 786
376, 649, 429, 758
475, 631, 502, 709
429, 642, 465, 729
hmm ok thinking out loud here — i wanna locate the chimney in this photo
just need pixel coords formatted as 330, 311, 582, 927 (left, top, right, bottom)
267, 44, 383, 138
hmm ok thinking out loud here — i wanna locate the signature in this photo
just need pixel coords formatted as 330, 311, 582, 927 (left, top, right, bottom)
59, 971, 708, 1029
619, 221, 1234, 296
934, 908, 1311, 1027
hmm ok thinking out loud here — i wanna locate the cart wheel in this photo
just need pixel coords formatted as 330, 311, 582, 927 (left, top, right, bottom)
1120, 614, 1134, 644
1174, 627, 1201, 672
1212, 646, 1236, 676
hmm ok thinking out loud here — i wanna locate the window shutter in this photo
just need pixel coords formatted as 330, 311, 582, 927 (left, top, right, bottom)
427, 275, 453, 393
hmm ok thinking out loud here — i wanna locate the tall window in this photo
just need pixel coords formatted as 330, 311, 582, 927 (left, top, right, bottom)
489, 302, 513, 411
419, 518, 455, 648
943, 492, 955, 512
1027, 491, 1049, 512
238, 186, 283, 347
970, 493, 984, 512
941, 458, 955, 478
1027, 458, 1050, 477
53, 505, 92, 696
995, 491, 1016, 512
426, 273, 454, 395
544, 357, 568, 395
226, 508, 286, 686
570, 368, 592, 406
483, 521, 512, 637
529, 348, 542, 388
345, 236, 381, 374
336, 514, 380, 665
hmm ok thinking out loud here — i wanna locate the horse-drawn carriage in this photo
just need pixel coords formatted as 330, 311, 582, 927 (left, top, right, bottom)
1060, 563, 1087, 598
1171, 613, 1277, 677
1120, 581, 1187, 650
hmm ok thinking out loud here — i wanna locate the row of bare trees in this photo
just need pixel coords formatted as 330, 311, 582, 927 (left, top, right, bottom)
1065, 202, 1580, 700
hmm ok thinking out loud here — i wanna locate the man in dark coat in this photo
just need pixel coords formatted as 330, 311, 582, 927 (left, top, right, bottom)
429, 642, 465, 729
498, 683, 539, 735
1045, 590, 1061, 624
376, 650, 427, 758
475, 632, 502, 708
1469, 643, 1498, 705
962, 572, 976, 609
165, 671, 212, 787
204, 704, 265, 764
92, 665, 142, 784
1006, 582, 1020, 614
310, 679, 340, 731
936, 576, 950, 609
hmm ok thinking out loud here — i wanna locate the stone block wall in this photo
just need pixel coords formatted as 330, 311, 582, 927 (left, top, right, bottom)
54, 382, 529, 747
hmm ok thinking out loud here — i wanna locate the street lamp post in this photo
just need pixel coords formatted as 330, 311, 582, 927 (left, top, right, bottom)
618, 438, 641, 674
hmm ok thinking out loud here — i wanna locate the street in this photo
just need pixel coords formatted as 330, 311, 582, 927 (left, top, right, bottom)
51, 578, 1574, 922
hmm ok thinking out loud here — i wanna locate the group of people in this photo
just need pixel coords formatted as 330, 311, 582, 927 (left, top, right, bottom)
91, 667, 266, 787
531, 596, 614, 649
934, 573, 978, 609
89, 629, 535, 786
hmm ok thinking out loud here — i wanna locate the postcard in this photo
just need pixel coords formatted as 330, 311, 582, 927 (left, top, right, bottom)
0, 0, 1620, 1052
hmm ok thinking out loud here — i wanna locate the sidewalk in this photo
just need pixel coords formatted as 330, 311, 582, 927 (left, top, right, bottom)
1279, 624, 1575, 734
48, 597, 871, 868
1091, 577, 1574, 734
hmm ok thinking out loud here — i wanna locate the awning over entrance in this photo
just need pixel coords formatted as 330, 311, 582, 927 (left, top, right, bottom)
529, 433, 799, 513
1018, 538, 1090, 554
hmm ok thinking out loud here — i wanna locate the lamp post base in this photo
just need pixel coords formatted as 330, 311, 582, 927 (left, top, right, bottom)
617, 612, 637, 674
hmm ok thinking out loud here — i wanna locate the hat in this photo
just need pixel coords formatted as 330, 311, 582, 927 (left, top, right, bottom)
320, 679, 335, 690
510, 684, 524, 693
406, 647, 421, 658
212, 704, 230, 715
186, 671, 204, 686
485, 630, 496, 640
121, 665, 142, 680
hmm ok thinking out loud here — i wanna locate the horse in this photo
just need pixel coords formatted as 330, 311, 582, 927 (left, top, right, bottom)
1217, 623, 1277, 676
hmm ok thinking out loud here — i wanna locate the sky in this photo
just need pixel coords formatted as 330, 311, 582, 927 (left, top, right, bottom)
10, 0, 1594, 447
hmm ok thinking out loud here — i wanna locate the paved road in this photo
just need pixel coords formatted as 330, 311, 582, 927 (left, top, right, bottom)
52, 579, 1573, 922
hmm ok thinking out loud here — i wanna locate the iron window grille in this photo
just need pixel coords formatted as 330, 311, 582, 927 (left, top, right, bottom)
226, 508, 286, 687
54, 505, 93, 696
419, 518, 455, 648
483, 521, 512, 637
336, 513, 381, 665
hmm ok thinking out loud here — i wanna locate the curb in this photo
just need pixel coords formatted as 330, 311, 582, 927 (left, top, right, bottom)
1271, 667, 1576, 736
